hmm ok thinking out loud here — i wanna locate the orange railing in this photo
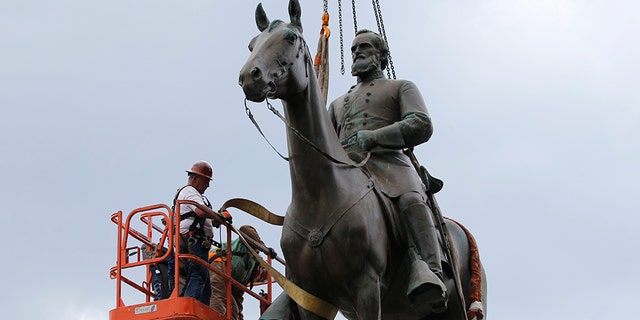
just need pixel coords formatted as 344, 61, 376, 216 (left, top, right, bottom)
109, 201, 281, 320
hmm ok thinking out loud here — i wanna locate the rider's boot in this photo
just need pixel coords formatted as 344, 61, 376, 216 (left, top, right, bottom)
403, 203, 448, 312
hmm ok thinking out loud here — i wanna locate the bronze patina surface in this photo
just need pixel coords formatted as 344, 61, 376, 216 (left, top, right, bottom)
239, 1, 486, 319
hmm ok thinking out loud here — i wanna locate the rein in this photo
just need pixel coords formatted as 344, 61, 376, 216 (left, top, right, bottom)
244, 98, 370, 168
244, 99, 289, 161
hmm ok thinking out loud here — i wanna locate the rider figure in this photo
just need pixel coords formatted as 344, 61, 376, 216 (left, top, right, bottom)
328, 29, 447, 311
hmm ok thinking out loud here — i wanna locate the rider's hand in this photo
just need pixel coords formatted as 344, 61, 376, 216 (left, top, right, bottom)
356, 130, 377, 151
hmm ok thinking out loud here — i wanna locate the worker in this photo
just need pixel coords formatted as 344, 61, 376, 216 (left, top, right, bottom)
142, 244, 169, 300
166, 160, 227, 306
208, 225, 276, 319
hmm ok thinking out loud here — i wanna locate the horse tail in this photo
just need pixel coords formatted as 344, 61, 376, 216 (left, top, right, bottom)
446, 218, 485, 320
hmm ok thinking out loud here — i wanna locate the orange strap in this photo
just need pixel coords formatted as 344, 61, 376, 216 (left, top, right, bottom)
320, 12, 331, 38
314, 12, 330, 67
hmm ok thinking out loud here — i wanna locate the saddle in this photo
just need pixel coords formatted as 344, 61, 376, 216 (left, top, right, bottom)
370, 149, 450, 269
402, 148, 443, 195
371, 184, 450, 271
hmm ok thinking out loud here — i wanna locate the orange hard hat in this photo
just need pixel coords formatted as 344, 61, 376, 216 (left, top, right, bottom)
186, 160, 213, 180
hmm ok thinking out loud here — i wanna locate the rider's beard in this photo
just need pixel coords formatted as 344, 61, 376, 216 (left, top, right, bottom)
351, 55, 382, 77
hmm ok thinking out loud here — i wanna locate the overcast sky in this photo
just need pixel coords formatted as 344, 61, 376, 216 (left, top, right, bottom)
1, 0, 638, 319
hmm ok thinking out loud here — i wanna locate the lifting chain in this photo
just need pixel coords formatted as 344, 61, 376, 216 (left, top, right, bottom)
338, 0, 358, 75
351, 0, 358, 33
338, 0, 345, 75
372, 0, 395, 79
336, 0, 397, 79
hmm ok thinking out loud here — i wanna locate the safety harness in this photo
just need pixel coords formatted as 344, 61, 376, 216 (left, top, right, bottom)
209, 239, 261, 288
172, 185, 213, 234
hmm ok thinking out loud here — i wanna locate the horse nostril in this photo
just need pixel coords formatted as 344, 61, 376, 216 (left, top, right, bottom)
251, 67, 262, 80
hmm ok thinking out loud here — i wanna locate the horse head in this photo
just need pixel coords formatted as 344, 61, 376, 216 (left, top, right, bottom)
239, 0, 310, 102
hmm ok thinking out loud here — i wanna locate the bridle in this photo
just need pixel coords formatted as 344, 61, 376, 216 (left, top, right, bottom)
244, 98, 370, 168
265, 27, 309, 99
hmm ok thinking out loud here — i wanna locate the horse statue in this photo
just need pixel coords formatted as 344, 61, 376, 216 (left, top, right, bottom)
238, 1, 486, 319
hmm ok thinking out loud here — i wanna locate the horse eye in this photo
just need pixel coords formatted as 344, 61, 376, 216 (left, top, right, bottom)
285, 33, 297, 44
248, 44, 254, 52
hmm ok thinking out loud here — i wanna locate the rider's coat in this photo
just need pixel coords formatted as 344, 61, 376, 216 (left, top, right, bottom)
328, 76, 432, 198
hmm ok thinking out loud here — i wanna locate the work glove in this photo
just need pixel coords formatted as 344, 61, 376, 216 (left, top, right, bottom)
217, 210, 232, 224
268, 247, 277, 259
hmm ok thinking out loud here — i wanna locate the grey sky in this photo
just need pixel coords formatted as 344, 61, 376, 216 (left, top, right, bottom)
1, 0, 638, 319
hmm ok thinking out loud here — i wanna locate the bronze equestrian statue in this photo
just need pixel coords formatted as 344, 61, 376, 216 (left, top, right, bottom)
238, 1, 487, 319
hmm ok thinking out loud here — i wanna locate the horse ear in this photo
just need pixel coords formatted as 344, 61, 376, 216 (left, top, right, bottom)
255, 3, 270, 32
288, 0, 303, 32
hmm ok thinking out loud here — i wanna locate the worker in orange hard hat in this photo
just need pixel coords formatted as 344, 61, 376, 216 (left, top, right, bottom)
186, 160, 213, 185
165, 160, 231, 306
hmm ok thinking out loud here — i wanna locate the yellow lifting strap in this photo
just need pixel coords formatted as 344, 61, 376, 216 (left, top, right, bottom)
219, 198, 284, 225
314, 12, 330, 106
220, 198, 339, 319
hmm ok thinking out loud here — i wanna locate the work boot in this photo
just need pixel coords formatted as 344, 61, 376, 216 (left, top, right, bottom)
402, 203, 448, 312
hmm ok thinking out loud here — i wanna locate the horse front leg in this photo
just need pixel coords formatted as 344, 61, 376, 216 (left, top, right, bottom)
297, 308, 330, 320
352, 276, 382, 320
295, 279, 382, 320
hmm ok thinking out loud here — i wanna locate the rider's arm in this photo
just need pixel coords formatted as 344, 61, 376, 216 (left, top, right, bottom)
358, 81, 432, 150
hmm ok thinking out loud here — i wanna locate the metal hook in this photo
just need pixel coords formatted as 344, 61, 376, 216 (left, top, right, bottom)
244, 98, 253, 118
